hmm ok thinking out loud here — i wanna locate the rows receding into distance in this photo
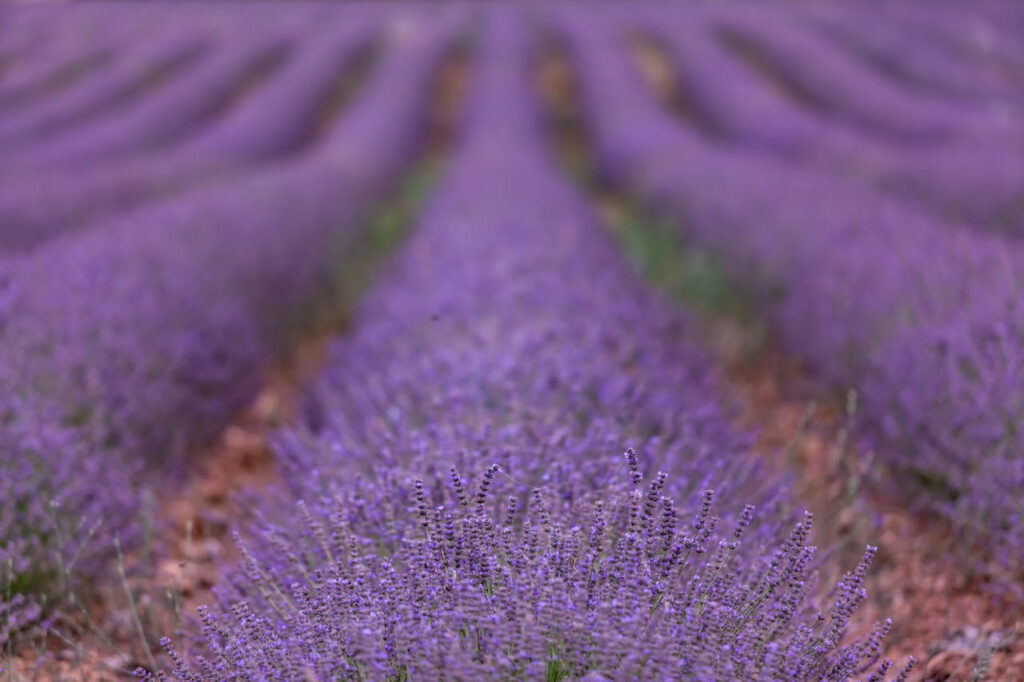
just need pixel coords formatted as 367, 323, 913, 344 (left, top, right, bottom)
0, 1, 1021, 679
627, 6, 1024, 234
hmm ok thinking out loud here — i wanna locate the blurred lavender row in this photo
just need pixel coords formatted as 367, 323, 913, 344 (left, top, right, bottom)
556, 9, 1024, 564
0, 8, 463, 634
0, 3, 308, 114
0, 16, 377, 251
158, 11, 907, 681
607, 3, 1024, 237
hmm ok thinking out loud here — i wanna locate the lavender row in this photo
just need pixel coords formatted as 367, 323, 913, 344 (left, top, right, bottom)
558, 14, 1024, 566
0, 9, 137, 112
880, 0, 1024, 74
0, 34, 298, 171
0, 12, 461, 635
627, 8, 1024, 238
0, 4, 252, 116
0, 2, 340, 135
0, 32, 212, 145
158, 11, 907, 681
803, 6, 1024, 232
712, 7, 1020, 145
808, 9, 1024, 106
0, 38, 114, 114
0, 17, 376, 253
729, 6, 1024, 234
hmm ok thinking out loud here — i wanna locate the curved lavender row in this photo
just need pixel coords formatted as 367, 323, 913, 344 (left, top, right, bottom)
0, 35, 296, 171
559, 15, 1024, 563
0, 10, 66, 78
713, 8, 1020, 145
884, 1, 1024, 76
0, 2, 333, 140
794, 9, 1024, 232
0, 41, 115, 114
176, 18, 375, 161
868, 138, 1024, 233
0, 12, 460, 628
630, 11, 870, 159
0, 5, 203, 112
809, 10, 1024, 105
0, 18, 376, 253
0, 10, 133, 104
2, 9, 458, 469
0, 33, 211, 143
638, 14, 1024, 237
160, 12, 910, 682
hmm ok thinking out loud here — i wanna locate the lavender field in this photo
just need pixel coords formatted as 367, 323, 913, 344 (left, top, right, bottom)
1, 1, 1023, 680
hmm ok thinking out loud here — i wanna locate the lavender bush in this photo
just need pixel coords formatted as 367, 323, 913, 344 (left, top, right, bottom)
0, 1, 336, 121
153, 466, 908, 681
152, 10, 907, 680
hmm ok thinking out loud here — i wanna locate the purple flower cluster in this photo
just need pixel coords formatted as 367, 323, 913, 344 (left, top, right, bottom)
156, 11, 905, 680
1, 8, 462, 630
158, 472, 905, 680
556, 10, 1024, 562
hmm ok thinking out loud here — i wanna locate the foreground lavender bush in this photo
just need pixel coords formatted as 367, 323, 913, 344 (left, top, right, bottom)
557, 11, 1024, 564
152, 463, 909, 681
0, 9, 462, 632
151, 10, 906, 680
